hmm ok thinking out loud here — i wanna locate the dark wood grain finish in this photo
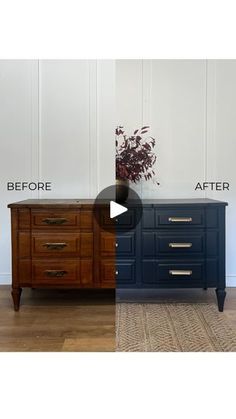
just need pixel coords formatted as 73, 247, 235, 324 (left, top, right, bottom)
94, 205, 115, 289
18, 209, 31, 229
32, 210, 79, 228
80, 211, 93, 229
8, 199, 94, 208
18, 232, 31, 258
100, 260, 115, 288
100, 232, 115, 256
8, 200, 115, 310
18, 259, 32, 286
31, 232, 93, 257
31, 259, 92, 285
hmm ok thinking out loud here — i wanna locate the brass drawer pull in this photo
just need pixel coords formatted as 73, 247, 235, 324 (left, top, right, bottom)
44, 270, 68, 277
115, 243, 119, 248
43, 218, 67, 225
169, 242, 192, 248
43, 242, 67, 250
169, 270, 192, 276
168, 217, 192, 223
116, 270, 119, 275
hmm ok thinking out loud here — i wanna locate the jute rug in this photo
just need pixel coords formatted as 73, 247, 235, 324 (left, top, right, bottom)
116, 303, 236, 352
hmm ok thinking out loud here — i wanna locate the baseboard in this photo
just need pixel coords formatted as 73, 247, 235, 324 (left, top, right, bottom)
226, 276, 236, 287
0, 273, 11, 285
1, 273, 236, 286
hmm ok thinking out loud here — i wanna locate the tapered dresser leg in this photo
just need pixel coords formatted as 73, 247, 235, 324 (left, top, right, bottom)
215, 288, 226, 312
11, 287, 22, 311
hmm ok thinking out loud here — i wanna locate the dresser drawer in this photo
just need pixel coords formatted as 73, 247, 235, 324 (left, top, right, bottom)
32, 260, 79, 284
116, 233, 135, 256
142, 232, 205, 256
31, 210, 93, 230
99, 207, 136, 229
116, 260, 136, 285
32, 232, 93, 257
143, 208, 204, 228
100, 208, 115, 228
100, 232, 135, 256
142, 260, 204, 286
32, 259, 93, 285
157, 209, 204, 227
115, 209, 136, 229
32, 210, 79, 228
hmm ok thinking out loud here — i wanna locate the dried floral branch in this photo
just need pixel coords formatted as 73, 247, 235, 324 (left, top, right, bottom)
116, 126, 159, 184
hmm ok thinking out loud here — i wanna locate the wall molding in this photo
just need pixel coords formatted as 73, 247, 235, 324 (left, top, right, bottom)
204, 60, 208, 198
96, 60, 115, 191
141, 60, 152, 198
205, 59, 217, 183
226, 276, 236, 287
38, 60, 42, 198
0, 274, 11, 285
142, 60, 152, 126
30, 60, 40, 199
89, 60, 99, 197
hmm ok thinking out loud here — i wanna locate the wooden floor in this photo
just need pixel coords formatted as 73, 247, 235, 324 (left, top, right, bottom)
0, 286, 235, 351
0, 286, 115, 352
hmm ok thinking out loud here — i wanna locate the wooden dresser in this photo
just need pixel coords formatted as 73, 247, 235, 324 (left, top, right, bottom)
8, 198, 227, 312
116, 199, 228, 311
8, 199, 115, 310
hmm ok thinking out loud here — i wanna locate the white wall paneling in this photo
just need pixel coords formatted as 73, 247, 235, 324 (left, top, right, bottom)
116, 59, 143, 197
1, 60, 236, 286
40, 60, 92, 198
96, 60, 115, 190
206, 60, 236, 285
39, 59, 115, 198
0, 60, 39, 284
89, 60, 99, 197
116, 59, 236, 286
0, 60, 115, 284
117, 60, 207, 199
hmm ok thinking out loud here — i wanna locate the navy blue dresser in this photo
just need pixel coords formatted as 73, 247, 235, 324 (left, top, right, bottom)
116, 199, 227, 311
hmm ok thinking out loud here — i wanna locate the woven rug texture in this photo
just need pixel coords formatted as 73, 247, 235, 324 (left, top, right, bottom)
116, 303, 236, 352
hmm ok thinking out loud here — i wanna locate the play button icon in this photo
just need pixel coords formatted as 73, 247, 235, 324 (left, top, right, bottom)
93, 184, 143, 233
110, 201, 127, 218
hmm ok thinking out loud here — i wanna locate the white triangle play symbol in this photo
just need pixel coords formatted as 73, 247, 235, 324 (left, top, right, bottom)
110, 201, 128, 219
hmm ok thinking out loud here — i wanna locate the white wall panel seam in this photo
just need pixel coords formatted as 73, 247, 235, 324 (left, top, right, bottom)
38, 60, 42, 198
96, 60, 100, 192
204, 60, 208, 198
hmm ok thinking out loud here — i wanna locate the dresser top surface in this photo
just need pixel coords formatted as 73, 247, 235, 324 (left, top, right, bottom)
8, 198, 228, 208
8, 199, 94, 208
